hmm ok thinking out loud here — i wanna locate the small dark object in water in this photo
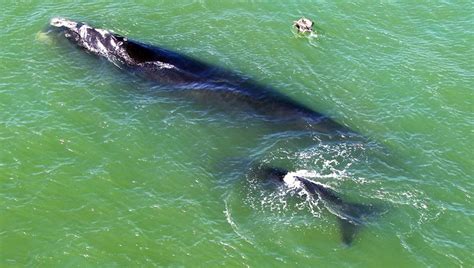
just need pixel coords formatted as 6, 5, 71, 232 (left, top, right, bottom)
293, 17, 314, 33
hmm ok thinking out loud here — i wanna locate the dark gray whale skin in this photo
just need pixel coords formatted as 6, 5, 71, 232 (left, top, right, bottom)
48, 18, 357, 136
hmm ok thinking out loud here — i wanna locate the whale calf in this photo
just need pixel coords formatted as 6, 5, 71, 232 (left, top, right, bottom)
255, 165, 384, 245
48, 17, 357, 137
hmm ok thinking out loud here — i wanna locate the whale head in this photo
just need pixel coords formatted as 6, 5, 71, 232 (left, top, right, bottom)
49, 17, 83, 42
48, 17, 127, 64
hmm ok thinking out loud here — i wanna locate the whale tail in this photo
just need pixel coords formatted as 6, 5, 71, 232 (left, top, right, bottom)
335, 201, 382, 245
256, 165, 385, 245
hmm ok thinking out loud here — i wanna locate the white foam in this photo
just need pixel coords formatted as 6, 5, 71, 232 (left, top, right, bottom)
223, 199, 253, 244
283, 172, 300, 188
283, 169, 319, 188
283, 170, 334, 196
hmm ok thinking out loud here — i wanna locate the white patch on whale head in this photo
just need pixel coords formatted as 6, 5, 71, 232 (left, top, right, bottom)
50, 17, 77, 29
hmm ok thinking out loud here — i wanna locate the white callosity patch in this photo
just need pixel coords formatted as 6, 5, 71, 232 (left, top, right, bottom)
49, 17, 177, 71
50, 17, 77, 29
50, 18, 132, 67
75, 24, 127, 65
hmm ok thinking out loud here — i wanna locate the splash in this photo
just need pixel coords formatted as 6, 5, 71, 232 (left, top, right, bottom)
223, 199, 254, 245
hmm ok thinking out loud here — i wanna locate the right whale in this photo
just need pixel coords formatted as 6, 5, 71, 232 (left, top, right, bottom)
48, 17, 359, 138
255, 165, 385, 245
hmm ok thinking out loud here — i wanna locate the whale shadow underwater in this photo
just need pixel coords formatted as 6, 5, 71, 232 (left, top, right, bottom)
47, 18, 384, 245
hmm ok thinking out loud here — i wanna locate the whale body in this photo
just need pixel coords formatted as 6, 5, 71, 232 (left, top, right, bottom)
48, 17, 356, 136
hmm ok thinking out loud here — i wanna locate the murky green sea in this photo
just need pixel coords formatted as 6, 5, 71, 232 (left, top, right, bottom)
1, 1, 473, 267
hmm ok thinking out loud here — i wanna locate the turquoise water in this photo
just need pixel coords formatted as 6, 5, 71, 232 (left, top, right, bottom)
1, 1, 473, 267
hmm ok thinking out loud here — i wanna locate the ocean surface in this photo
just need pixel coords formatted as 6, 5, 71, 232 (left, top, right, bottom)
1, 1, 473, 267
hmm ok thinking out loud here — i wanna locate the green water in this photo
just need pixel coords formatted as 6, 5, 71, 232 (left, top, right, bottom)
1, 1, 473, 267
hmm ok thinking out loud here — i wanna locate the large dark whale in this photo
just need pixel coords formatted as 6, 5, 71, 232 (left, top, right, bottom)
48, 17, 357, 137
